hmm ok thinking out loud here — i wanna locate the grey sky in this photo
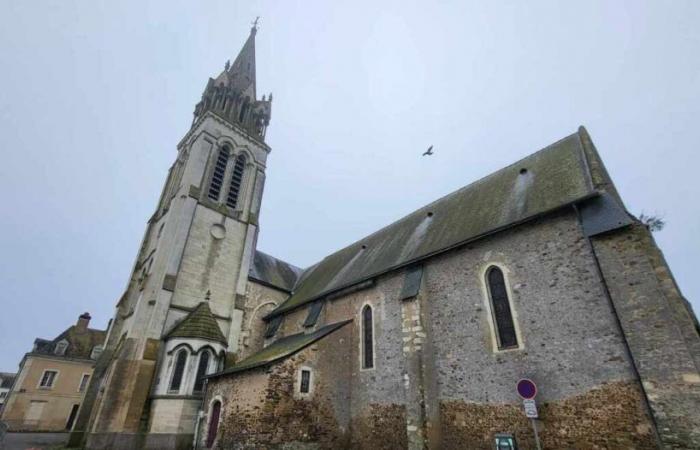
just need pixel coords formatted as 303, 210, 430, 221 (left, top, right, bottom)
1, 1, 698, 372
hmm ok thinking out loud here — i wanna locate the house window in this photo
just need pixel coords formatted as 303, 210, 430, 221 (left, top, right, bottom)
39, 370, 58, 388
65, 404, 80, 430
361, 305, 374, 369
226, 154, 246, 209
299, 369, 311, 394
169, 349, 188, 393
486, 266, 519, 349
78, 374, 90, 392
54, 340, 68, 356
193, 351, 211, 393
90, 345, 103, 360
208, 147, 230, 201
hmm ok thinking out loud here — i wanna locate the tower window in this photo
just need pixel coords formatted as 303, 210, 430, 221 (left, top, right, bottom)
361, 305, 374, 369
486, 266, 519, 349
226, 154, 246, 209
299, 369, 311, 394
193, 350, 211, 393
207, 147, 230, 201
169, 349, 188, 393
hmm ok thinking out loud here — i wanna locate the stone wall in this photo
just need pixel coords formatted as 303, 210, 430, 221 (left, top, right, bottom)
591, 223, 700, 447
207, 208, 668, 448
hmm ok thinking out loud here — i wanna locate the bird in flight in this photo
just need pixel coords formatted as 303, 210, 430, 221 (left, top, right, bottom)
422, 145, 434, 156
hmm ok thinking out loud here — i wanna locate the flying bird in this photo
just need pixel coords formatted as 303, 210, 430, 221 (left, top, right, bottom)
422, 145, 434, 156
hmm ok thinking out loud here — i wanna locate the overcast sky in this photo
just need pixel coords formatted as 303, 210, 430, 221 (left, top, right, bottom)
1, 1, 699, 372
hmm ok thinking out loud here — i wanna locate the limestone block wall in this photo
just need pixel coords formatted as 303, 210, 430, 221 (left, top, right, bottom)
237, 281, 290, 361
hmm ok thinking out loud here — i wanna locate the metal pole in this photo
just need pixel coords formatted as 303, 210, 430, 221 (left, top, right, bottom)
531, 418, 542, 450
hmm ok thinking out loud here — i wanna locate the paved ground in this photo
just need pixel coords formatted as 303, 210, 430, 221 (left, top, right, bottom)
1, 432, 69, 450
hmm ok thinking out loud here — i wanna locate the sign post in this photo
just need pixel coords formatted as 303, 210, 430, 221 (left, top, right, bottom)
516, 379, 541, 450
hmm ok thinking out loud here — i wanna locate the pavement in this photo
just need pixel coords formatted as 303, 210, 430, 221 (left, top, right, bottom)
1, 432, 69, 450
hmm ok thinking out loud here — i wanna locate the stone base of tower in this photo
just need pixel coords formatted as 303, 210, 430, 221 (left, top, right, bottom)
84, 432, 194, 450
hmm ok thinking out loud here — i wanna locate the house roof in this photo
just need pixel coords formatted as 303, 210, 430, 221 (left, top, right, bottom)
165, 302, 228, 345
31, 326, 106, 361
249, 250, 303, 292
266, 127, 621, 318
0, 372, 16, 389
207, 320, 351, 378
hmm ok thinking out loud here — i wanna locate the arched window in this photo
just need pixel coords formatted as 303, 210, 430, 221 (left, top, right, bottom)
193, 350, 211, 393
206, 400, 222, 448
361, 305, 374, 369
226, 154, 246, 209
238, 101, 249, 123
169, 349, 188, 393
207, 147, 230, 201
486, 266, 518, 349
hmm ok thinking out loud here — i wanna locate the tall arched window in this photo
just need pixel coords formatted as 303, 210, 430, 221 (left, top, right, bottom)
238, 100, 249, 123
486, 266, 518, 349
169, 349, 188, 393
226, 154, 246, 209
361, 305, 374, 369
208, 147, 230, 201
206, 400, 222, 448
193, 350, 211, 393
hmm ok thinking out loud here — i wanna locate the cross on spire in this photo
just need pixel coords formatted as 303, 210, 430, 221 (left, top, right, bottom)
252, 16, 260, 30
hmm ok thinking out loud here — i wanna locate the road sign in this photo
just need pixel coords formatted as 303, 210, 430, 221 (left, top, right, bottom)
516, 378, 537, 399
523, 399, 538, 418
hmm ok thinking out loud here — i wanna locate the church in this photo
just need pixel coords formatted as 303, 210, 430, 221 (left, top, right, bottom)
68, 25, 700, 450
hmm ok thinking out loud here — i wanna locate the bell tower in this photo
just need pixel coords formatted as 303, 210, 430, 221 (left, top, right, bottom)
73, 24, 273, 450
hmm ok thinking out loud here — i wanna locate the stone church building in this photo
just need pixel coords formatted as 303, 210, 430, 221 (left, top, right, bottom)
68, 25, 700, 449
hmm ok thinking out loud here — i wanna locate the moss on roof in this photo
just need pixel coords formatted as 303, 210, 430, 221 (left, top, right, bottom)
268, 128, 599, 318
207, 320, 351, 378
165, 302, 227, 345
32, 326, 106, 360
249, 250, 303, 292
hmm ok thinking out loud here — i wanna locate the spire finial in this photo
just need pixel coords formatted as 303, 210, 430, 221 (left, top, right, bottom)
224, 60, 230, 71
205, 290, 211, 302
251, 16, 260, 32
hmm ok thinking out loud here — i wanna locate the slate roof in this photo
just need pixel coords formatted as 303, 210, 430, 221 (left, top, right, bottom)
267, 127, 621, 318
165, 302, 228, 345
0, 372, 16, 389
207, 320, 352, 378
31, 325, 106, 360
249, 250, 304, 292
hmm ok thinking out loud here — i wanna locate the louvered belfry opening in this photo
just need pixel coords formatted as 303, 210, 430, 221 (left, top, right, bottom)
208, 147, 230, 201
226, 154, 246, 208
487, 267, 518, 349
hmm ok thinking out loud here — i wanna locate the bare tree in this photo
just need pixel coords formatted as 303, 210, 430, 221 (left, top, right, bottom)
638, 212, 666, 232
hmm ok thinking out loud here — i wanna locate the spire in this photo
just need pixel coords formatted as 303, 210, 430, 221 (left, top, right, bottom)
227, 24, 257, 99
192, 21, 271, 140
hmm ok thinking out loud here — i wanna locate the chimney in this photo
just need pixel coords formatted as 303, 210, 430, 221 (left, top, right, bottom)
77, 312, 91, 331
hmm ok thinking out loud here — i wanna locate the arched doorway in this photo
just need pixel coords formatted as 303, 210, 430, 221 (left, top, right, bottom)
206, 400, 221, 448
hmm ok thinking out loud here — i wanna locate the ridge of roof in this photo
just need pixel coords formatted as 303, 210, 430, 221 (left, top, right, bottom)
165, 302, 228, 345
207, 320, 352, 379
266, 128, 605, 318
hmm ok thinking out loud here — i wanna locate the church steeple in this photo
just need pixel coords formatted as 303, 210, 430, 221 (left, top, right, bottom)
193, 22, 271, 140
